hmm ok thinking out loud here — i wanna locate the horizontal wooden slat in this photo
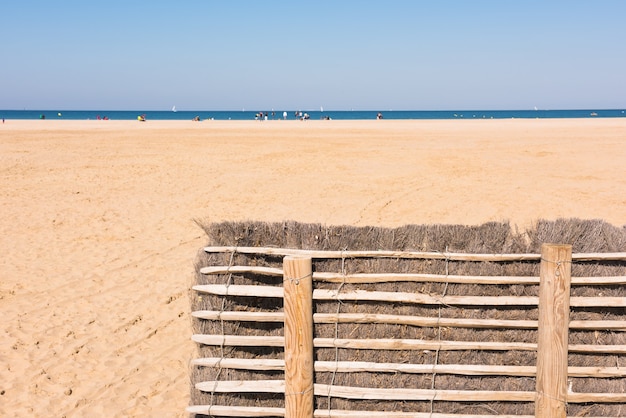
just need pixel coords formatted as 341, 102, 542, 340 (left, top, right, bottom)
315, 412, 532, 418
192, 333, 626, 354
193, 284, 626, 308
204, 246, 626, 261
196, 380, 626, 403
192, 310, 626, 331
192, 357, 626, 378
192, 310, 539, 329
567, 391, 626, 403
201, 265, 284, 276
200, 265, 626, 286
186, 405, 538, 418
194, 284, 539, 305
204, 246, 542, 261
187, 404, 284, 417
568, 344, 626, 354
196, 380, 535, 401
192, 334, 536, 351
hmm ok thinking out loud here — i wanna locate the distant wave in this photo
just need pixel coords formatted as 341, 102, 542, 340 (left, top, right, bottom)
1, 109, 624, 121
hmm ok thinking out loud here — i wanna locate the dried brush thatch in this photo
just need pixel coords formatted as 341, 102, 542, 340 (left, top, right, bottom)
190, 219, 626, 417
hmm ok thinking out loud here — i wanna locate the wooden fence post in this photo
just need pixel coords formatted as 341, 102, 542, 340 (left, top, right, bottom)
535, 244, 572, 418
283, 256, 314, 418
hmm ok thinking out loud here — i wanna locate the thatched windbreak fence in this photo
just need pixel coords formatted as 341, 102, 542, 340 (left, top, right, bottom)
189, 220, 626, 418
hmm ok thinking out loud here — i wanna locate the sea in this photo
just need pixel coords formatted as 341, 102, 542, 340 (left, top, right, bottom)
1, 108, 625, 121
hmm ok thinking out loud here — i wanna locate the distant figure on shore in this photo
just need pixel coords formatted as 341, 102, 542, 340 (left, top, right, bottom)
377, 112, 383, 120
192, 116, 200, 121
283, 111, 287, 120
137, 114, 146, 122
40, 114, 46, 119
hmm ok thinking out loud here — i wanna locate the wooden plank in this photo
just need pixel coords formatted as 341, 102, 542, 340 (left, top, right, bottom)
316, 384, 534, 402
314, 411, 535, 418
193, 357, 626, 378
570, 296, 626, 307
572, 252, 626, 261
204, 246, 543, 261
196, 380, 626, 404
195, 379, 284, 393
187, 404, 285, 417
193, 310, 539, 329
200, 265, 626, 286
187, 405, 538, 418
283, 256, 314, 418
200, 265, 283, 276
193, 284, 538, 305
568, 320, 626, 331
193, 284, 626, 307
192, 357, 539, 376
193, 310, 626, 331
192, 334, 285, 347
568, 344, 626, 354
196, 380, 535, 401
193, 357, 285, 370
192, 334, 626, 354
536, 244, 571, 418
572, 275, 626, 285
192, 334, 536, 351
193, 310, 284, 322
313, 272, 538, 284
567, 392, 626, 403
194, 284, 283, 298
203, 245, 626, 261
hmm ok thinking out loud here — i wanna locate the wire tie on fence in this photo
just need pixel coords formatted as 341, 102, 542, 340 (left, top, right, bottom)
540, 257, 572, 265
285, 385, 315, 397
541, 257, 571, 278
284, 273, 312, 286
536, 390, 568, 407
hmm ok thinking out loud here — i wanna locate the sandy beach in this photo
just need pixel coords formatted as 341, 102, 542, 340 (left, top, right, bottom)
1, 118, 625, 417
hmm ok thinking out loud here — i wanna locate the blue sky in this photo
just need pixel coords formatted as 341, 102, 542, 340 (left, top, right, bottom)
2, 1, 625, 110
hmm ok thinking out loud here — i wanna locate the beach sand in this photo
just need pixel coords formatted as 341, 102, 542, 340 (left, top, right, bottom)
1, 118, 625, 417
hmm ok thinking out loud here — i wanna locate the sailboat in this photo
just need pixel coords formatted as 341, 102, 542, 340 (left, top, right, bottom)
172, 106, 177, 112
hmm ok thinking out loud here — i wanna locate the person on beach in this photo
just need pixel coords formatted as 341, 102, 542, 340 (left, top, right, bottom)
377, 112, 384, 120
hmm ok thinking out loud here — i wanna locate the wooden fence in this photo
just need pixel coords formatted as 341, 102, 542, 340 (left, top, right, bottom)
188, 244, 626, 418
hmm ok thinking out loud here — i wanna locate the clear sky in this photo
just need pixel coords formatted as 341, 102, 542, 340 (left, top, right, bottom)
2, 1, 625, 111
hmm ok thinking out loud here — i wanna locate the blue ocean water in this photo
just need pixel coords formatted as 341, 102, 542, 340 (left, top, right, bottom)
1, 109, 625, 121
